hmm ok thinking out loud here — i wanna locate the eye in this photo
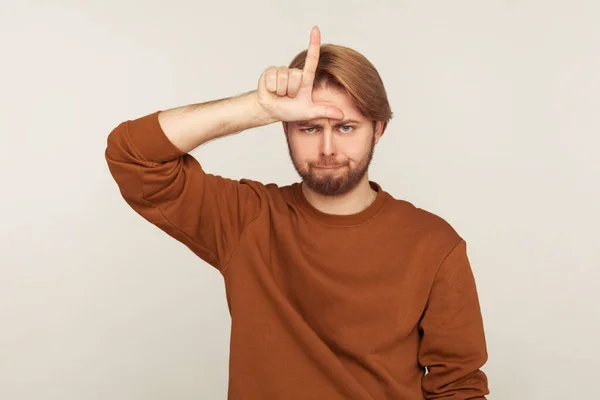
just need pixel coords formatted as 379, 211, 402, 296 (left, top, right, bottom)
339, 125, 353, 133
302, 127, 318, 133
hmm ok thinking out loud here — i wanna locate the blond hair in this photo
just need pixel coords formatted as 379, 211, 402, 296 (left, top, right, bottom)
288, 43, 393, 133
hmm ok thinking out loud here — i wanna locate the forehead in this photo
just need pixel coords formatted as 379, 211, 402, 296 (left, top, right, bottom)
308, 86, 363, 122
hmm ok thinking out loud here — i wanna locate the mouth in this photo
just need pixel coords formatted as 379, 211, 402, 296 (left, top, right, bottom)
313, 165, 344, 170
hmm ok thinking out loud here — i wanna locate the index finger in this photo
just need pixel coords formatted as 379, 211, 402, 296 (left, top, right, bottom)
301, 26, 321, 87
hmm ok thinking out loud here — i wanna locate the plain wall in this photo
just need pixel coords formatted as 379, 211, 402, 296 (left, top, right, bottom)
1, 1, 599, 399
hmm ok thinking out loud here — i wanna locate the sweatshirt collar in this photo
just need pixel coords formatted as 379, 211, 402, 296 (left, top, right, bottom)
292, 180, 389, 227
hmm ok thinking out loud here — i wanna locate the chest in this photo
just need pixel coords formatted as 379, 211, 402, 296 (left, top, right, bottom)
264, 222, 436, 350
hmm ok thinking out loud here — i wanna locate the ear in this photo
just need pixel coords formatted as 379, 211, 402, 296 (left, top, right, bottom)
373, 121, 385, 144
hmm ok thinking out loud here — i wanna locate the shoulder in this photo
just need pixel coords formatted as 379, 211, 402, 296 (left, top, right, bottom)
382, 191, 464, 249
237, 178, 295, 209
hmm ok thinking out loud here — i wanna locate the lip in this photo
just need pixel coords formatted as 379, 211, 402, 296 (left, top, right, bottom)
313, 165, 343, 170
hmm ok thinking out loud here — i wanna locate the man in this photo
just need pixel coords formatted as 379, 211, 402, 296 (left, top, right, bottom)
105, 26, 489, 399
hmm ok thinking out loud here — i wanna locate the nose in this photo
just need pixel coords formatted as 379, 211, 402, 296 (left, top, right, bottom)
319, 127, 336, 156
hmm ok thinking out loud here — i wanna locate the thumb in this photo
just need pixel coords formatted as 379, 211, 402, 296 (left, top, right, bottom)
308, 104, 344, 121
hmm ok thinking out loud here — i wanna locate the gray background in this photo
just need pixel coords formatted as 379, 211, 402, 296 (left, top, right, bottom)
1, 0, 598, 399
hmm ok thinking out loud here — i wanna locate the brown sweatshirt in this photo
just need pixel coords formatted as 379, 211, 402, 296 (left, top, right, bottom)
105, 111, 489, 399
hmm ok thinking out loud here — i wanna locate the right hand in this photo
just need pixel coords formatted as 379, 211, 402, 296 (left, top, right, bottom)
254, 26, 345, 123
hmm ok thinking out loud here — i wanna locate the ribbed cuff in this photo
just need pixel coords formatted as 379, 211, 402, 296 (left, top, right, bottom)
125, 110, 186, 162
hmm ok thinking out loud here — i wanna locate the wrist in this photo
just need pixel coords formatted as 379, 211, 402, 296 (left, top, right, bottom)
247, 90, 279, 126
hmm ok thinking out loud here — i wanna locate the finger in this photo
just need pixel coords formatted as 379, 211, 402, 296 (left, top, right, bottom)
301, 26, 321, 88
287, 68, 303, 97
309, 104, 344, 121
265, 66, 278, 93
276, 67, 289, 96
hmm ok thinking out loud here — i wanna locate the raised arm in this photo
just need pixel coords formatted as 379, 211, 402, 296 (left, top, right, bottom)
104, 93, 270, 271
104, 26, 342, 272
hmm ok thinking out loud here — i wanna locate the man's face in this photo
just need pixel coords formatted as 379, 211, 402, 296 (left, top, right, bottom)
284, 86, 384, 197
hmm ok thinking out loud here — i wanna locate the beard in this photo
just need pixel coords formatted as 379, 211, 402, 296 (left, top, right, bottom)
287, 134, 376, 197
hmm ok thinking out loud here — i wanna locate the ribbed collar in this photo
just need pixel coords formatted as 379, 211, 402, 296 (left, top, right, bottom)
291, 180, 389, 227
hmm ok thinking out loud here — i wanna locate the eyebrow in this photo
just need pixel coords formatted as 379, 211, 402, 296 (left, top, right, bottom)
296, 119, 360, 127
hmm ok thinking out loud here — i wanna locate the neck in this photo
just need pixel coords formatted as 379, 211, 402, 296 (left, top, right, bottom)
301, 175, 378, 216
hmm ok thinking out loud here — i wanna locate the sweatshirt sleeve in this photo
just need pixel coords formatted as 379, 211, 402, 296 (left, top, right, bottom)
418, 240, 490, 399
104, 111, 262, 272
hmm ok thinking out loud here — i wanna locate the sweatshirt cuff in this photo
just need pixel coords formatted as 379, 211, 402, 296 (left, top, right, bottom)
126, 110, 186, 162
